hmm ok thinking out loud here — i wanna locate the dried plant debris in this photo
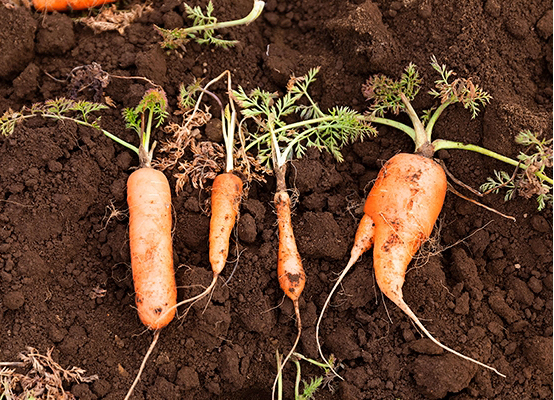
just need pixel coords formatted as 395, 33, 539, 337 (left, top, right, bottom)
153, 107, 211, 172
0, 347, 98, 400
68, 63, 110, 102
78, 4, 152, 35
1, 0, 30, 9
175, 140, 226, 192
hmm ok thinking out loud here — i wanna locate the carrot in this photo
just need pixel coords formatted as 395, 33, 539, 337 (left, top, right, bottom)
0, 90, 176, 400
272, 166, 306, 399
127, 167, 176, 330
119, 89, 176, 400
232, 68, 372, 399
171, 71, 245, 311
317, 61, 513, 378
180, 171, 242, 304
33, 0, 115, 11
276, 190, 306, 307
317, 153, 506, 377
209, 172, 243, 276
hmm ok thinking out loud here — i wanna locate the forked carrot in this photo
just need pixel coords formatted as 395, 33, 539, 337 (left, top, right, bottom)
33, 0, 115, 11
316, 61, 516, 378
317, 153, 506, 377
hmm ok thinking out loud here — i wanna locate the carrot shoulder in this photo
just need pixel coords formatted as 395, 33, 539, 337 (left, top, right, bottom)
127, 167, 177, 330
33, 0, 115, 12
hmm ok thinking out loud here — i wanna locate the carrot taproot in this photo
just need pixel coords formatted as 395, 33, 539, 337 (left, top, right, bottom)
33, 0, 115, 11
276, 190, 306, 308
181, 172, 243, 303
121, 89, 177, 400
317, 153, 506, 377
127, 167, 177, 330
209, 172, 243, 276
271, 167, 306, 399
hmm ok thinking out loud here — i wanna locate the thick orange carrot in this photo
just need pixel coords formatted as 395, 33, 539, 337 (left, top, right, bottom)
33, 0, 115, 11
317, 153, 505, 377
127, 167, 177, 330
365, 153, 446, 302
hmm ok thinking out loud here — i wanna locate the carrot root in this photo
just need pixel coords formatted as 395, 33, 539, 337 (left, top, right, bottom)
318, 153, 505, 378
272, 189, 306, 400
33, 0, 115, 11
395, 298, 507, 377
272, 300, 303, 400
316, 213, 375, 377
127, 167, 177, 330
123, 330, 161, 400
171, 173, 242, 316
275, 190, 305, 301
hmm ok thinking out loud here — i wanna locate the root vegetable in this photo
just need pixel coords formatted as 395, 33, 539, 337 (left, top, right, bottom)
33, 0, 115, 11
127, 167, 177, 330
233, 68, 373, 399
317, 153, 506, 377
317, 60, 517, 378
275, 185, 306, 368
171, 71, 245, 311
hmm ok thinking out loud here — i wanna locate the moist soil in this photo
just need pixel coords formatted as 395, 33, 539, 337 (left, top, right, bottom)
0, 0, 552, 399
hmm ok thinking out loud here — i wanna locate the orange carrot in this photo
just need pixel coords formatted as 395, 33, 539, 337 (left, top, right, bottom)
271, 166, 306, 399
33, 0, 115, 11
171, 71, 246, 312
276, 190, 306, 312
209, 172, 243, 277
127, 167, 177, 330
121, 89, 178, 400
317, 153, 506, 377
172, 172, 243, 312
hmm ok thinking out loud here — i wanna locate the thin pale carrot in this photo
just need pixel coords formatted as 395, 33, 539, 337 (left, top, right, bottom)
271, 165, 306, 399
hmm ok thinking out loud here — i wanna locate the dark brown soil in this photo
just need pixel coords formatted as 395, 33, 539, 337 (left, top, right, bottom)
0, 0, 552, 399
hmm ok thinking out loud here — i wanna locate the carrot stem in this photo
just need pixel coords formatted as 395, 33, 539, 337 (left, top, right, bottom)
40, 113, 140, 155
433, 139, 553, 185
244, 116, 336, 154
275, 351, 283, 400
368, 116, 416, 142
425, 100, 452, 140
399, 93, 430, 154
293, 357, 302, 399
181, 0, 264, 35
